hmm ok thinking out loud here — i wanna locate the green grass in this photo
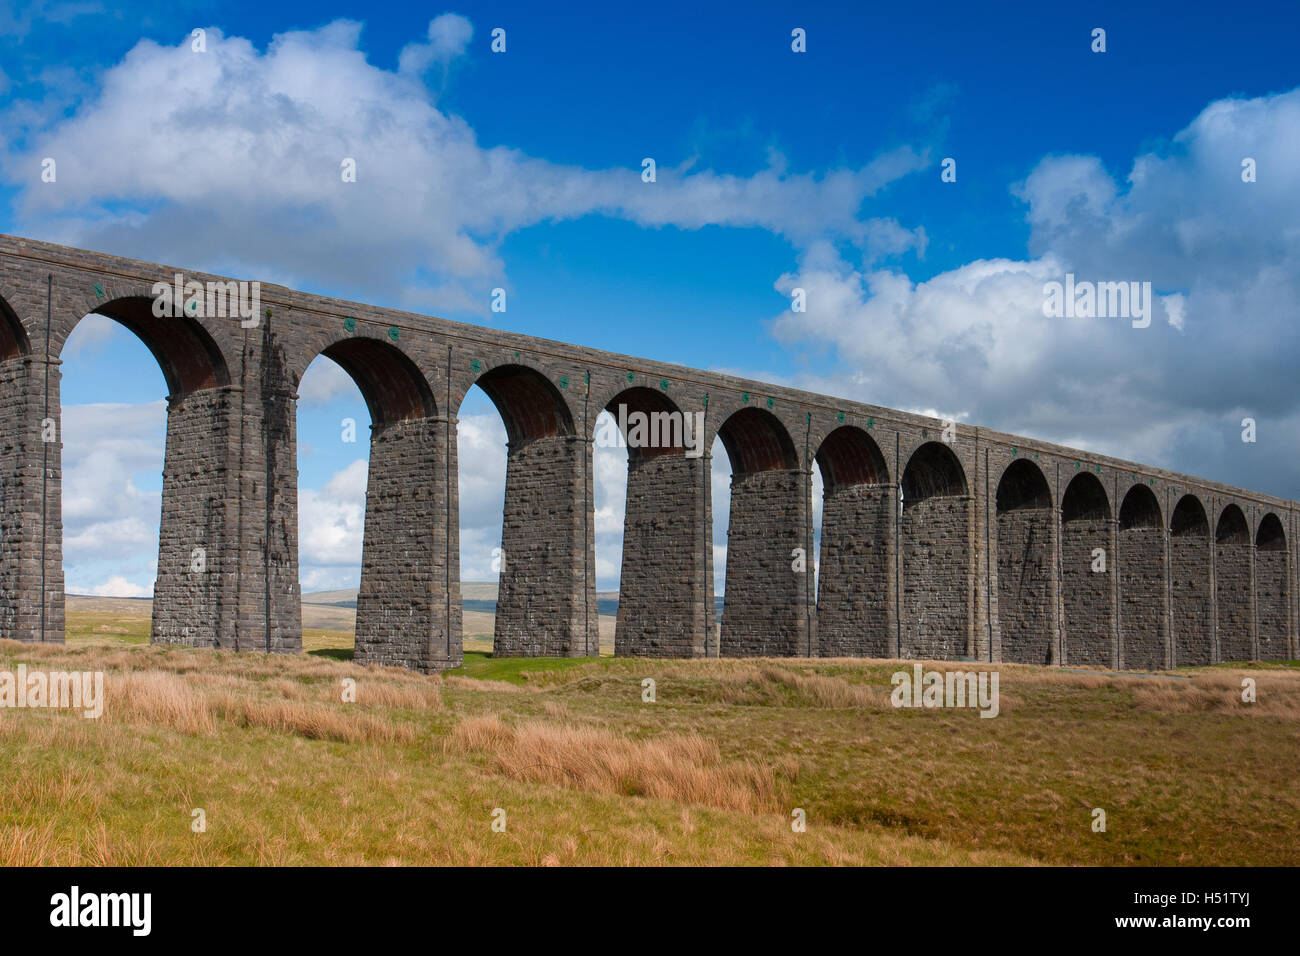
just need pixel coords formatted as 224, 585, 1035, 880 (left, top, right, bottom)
444, 650, 600, 684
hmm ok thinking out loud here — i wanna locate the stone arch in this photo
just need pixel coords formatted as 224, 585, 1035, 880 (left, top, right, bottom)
1215, 503, 1252, 661
902, 441, 967, 504
296, 337, 446, 669
600, 387, 710, 657
600, 386, 688, 458
716, 406, 807, 656
996, 458, 1054, 664
0, 294, 30, 361
1255, 512, 1289, 660
315, 337, 437, 430
51, 299, 236, 649
470, 363, 593, 658
717, 406, 799, 474
1169, 494, 1212, 666
476, 363, 575, 444
814, 426, 892, 657
899, 441, 970, 660
1117, 484, 1165, 669
1060, 472, 1112, 665
72, 296, 232, 393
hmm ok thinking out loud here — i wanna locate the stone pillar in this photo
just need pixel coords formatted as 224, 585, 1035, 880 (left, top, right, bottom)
997, 505, 1057, 664
720, 468, 809, 657
495, 433, 597, 657
1060, 512, 1114, 666
152, 386, 240, 648
0, 353, 62, 643
352, 416, 459, 671
1108, 517, 1120, 668
615, 451, 712, 657
702, 449, 718, 658
815, 482, 894, 657
900, 494, 972, 660
1118, 526, 1165, 670
1256, 538, 1288, 661
1216, 541, 1252, 661
1169, 534, 1212, 667
227, 321, 301, 654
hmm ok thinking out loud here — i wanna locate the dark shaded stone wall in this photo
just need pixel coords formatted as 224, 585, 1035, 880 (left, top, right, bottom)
1061, 518, 1113, 665
901, 496, 969, 660
816, 483, 893, 657
1216, 544, 1253, 661
152, 387, 235, 648
1119, 528, 1166, 670
998, 508, 1055, 664
1256, 549, 1288, 660
495, 434, 597, 657
615, 452, 711, 658
1170, 536, 1213, 666
720, 469, 810, 657
353, 417, 457, 670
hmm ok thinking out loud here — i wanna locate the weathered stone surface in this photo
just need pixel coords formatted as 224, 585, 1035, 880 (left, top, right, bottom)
1170, 534, 1213, 667
816, 483, 893, 657
1061, 517, 1113, 666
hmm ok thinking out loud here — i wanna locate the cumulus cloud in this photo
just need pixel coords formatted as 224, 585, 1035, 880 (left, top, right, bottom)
60, 400, 165, 595
88, 575, 149, 598
772, 88, 1300, 499
6, 19, 926, 315
298, 458, 368, 591
298, 355, 359, 406
398, 13, 473, 77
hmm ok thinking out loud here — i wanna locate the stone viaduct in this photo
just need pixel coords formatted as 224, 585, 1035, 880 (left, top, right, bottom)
1, 235, 1296, 671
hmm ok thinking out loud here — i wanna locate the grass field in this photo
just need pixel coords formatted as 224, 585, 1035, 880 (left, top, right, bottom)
1, 604, 1296, 866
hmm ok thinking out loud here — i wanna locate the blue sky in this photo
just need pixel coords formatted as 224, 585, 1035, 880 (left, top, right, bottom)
3, 1, 1299, 595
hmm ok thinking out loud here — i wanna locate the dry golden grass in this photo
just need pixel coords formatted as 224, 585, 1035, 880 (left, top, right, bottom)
3, 620, 1297, 866
447, 715, 793, 814
2, 638, 441, 745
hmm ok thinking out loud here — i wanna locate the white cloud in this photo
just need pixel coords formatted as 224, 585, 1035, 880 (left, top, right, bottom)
88, 575, 150, 598
398, 13, 473, 77
6, 19, 926, 313
298, 458, 368, 589
298, 355, 360, 406
771, 88, 1300, 499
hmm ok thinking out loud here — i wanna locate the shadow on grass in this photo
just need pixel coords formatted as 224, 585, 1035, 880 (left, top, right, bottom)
309, 648, 354, 661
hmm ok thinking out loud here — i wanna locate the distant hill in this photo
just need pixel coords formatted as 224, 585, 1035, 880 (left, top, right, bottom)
301, 583, 624, 614
71, 585, 721, 627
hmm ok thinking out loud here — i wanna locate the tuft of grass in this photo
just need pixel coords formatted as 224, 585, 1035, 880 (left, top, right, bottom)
447, 715, 794, 814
